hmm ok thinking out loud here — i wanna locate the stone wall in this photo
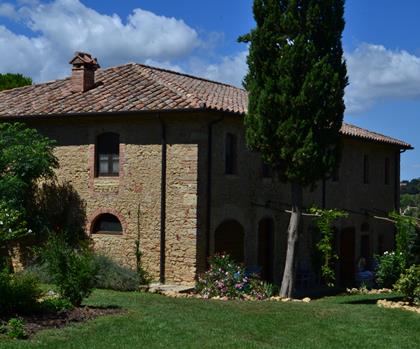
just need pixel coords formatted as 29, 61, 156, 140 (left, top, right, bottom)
208, 115, 400, 285
28, 114, 208, 284
23, 112, 402, 287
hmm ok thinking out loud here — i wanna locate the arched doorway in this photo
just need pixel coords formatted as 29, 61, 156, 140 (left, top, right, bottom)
258, 218, 274, 282
214, 220, 245, 264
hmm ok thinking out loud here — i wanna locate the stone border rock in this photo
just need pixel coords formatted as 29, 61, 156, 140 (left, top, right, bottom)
156, 290, 311, 303
377, 299, 420, 314
346, 287, 392, 295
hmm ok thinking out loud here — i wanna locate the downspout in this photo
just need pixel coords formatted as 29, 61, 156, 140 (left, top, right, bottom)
206, 116, 224, 263
395, 149, 406, 212
392, 148, 405, 249
158, 114, 167, 284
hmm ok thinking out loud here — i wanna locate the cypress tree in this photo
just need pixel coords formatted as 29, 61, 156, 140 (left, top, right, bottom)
240, 0, 347, 297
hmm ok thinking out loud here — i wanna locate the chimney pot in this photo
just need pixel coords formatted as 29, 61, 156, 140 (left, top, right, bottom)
69, 52, 100, 93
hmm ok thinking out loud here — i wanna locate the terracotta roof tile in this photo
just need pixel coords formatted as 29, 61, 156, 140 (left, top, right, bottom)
0, 62, 412, 149
340, 123, 412, 149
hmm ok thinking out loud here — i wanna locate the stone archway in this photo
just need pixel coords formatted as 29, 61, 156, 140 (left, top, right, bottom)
258, 218, 274, 282
214, 220, 245, 264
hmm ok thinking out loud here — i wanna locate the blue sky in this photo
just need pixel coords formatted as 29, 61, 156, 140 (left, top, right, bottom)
0, 0, 419, 180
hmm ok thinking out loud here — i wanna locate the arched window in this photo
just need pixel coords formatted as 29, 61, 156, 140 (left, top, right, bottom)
96, 133, 119, 176
92, 213, 123, 235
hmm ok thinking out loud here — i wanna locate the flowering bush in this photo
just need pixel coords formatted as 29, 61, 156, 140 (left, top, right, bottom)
394, 265, 420, 305
375, 251, 405, 288
0, 202, 32, 245
196, 254, 274, 300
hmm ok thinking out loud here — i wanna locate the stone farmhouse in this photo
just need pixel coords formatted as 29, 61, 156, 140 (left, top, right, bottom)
0, 53, 412, 287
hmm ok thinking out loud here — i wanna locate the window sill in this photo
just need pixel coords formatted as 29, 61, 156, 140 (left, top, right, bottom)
92, 231, 123, 236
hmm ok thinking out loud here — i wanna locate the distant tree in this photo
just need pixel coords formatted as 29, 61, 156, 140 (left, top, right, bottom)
401, 194, 420, 218
240, 0, 347, 297
401, 178, 420, 195
0, 73, 32, 91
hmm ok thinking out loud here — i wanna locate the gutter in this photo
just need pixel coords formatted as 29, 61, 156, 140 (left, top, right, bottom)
395, 148, 408, 212
206, 116, 224, 264
0, 108, 242, 121
158, 114, 167, 284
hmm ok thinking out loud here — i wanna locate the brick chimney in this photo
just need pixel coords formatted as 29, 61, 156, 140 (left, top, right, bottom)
69, 52, 100, 93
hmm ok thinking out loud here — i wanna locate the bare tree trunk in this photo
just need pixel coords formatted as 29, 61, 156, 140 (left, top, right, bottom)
280, 182, 303, 298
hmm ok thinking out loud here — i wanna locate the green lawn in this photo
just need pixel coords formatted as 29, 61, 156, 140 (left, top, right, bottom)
1, 291, 419, 349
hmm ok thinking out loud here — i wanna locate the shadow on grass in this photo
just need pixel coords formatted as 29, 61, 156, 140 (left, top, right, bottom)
295, 286, 345, 300
343, 295, 403, 305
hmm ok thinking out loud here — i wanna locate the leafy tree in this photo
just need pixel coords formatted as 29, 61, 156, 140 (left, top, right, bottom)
389, 211, 420, 266
0, 123, 58, 265
0, 73, 32, 92
0, 123, 58, 210
240, 0, 347, 297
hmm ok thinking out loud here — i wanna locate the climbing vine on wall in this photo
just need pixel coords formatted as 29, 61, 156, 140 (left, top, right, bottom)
309, 207, 348, 287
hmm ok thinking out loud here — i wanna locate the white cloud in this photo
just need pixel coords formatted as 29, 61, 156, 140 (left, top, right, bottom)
0, 3, 17, 19
0, 0, 200, 81
189, 50, 248, 87
144, 59, 184, 74
345, 43, 420, 113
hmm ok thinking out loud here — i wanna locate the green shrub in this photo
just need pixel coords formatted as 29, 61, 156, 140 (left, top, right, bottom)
394, 265, 420, 304
0, 269, 42, 315
196, 254, 273, 300
40, 297, 74, 313
6, 318, 27, 339
41, 235, 98, 306
94, 254, 140, 291
23, 262, 54, 284
375, 251, 405, 288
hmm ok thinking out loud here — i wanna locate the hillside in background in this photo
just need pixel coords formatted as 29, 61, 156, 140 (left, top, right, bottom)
401, 178, 420, 217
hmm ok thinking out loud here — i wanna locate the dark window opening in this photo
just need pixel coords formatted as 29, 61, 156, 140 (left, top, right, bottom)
262, 161, 273, 178
360, 234, 370, 260
378, 234, 385, 255
92, 213, 123, 234
363, 155, 370, 184
225, 133, 237, 175
385, 157, 390, 185
96, 133, 119, 177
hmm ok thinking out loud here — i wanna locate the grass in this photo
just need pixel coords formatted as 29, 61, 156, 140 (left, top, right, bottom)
0, 291, 419, 349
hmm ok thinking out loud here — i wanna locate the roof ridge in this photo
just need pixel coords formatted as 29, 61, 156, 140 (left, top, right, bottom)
132, 62, 246, 91
139, 65, 206, 108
